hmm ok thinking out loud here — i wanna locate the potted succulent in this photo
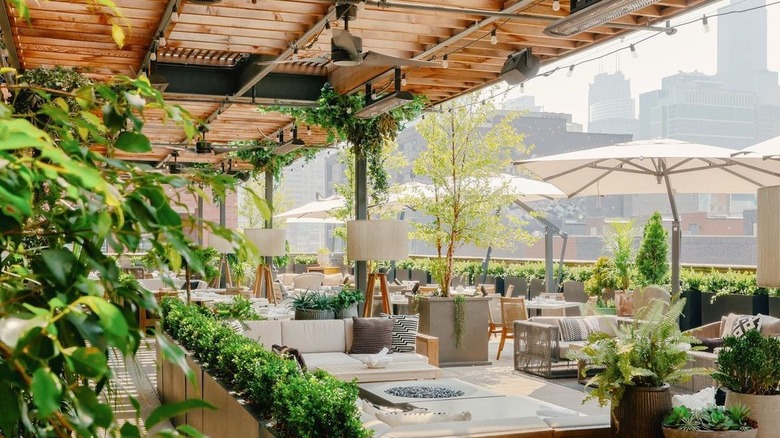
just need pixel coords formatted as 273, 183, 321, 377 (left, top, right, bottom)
569, 299, 705, 438
662, 404, 757, 438
289, 290, 335, 320
712, 329, 780, 438
331, 287, 365, 319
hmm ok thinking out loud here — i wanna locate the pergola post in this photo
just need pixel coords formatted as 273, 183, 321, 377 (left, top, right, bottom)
355, 152, 368, 308
265, 169, 274, 268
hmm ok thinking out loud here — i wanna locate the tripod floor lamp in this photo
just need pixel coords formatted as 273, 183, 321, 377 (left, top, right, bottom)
208, 234, 235, 288
347, 220, 408, 317
245, 228, 286, 304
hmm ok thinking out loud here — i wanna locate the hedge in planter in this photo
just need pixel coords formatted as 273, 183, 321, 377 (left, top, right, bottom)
161, 299, 369, 437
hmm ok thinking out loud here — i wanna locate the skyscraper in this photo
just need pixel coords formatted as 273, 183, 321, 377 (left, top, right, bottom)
587, 72, 638, 137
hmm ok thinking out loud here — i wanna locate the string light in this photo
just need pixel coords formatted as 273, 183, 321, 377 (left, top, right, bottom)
170, 5, 179, 22
702, 14, 709, 33
567, 65, 574, 77
552, 0, 560, 12
401, 74, 407, 86
442, 55, 449, 68
630, 44, 638, 58
150, 50, 157, 61
358, 0, 366, 11
490, 29, 498, 45
158, 35, 167, 47
307, 126, 312, 136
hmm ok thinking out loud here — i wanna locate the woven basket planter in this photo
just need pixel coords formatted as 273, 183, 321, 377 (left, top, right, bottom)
613, 384, 672, 438
294, 308, 335, 320
662, 428, 757, 438
335, 304, 358, 319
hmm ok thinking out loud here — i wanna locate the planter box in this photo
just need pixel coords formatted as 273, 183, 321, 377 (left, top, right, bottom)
201, 371, 230, 438
395, 268, 411, 282
418, 296, 491, 367
700, 292, 769, 325
293, 263, 307, 274
494, 277, 505, 296
484, 275, 496, 286
186, 356, 204, 431
680, 290, 702, 331
410, 269, 428, 285
504, 276, 528, 298
768, 296, 780, 318
168, 354, 188, 426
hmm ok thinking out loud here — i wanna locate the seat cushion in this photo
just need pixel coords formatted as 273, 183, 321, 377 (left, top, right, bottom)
350, 352, 427, 364
377, 417, 553, 438
281, 319, 347, 353
558, 316, 599, 341
304, 352, 363, 368
758, 314, 780, 336
375, 411, 471, 427
350, 317, 394, 354
242, 321, 282, 348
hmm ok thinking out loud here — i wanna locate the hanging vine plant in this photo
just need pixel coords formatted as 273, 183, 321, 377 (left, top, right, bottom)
270, 83, 425, 202
454, 294, 466, 348
232, 140, 318, 181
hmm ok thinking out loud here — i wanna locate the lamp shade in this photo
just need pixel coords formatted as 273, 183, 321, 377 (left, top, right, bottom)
208, 234, 234, 254
758, 186, 780, 286
347, 220, 408, 261
244, 228, 286, 257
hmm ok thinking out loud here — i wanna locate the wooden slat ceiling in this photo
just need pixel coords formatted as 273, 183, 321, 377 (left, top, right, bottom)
3, 0, 710, 164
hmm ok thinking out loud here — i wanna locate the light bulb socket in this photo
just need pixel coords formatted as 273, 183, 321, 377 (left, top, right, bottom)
490, 29, 497, 45
630, 44, 638, 58
442, 55, 449, 68
552, 0, 560, 12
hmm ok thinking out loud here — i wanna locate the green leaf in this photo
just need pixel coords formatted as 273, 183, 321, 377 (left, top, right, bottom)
69, 346, 108, 378
81, 296, 129, 337
115, 131, 151, 153
145, 399, 214, 430
0, 382, 20, 433
112, 23, 125, 49
176, 424, 207, 438
0, 119, 50, 150
119, 422, 141, 438
155, 332, 195, 386
40, 249, 77, 286
31, 368, 62, 418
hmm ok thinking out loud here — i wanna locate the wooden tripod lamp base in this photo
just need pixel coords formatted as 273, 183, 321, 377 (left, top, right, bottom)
253, 264, 276, 304
363, 272, 391, 317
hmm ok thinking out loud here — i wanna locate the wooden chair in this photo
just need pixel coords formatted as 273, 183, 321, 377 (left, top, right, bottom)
139, 290, 179, 333
487, 294, 503, 339
497, 297, 528, 360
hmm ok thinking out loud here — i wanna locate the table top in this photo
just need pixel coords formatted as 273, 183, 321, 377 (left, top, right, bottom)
409, 395, 580, 421
525, 300, 582, 309
319, 361, 442, 383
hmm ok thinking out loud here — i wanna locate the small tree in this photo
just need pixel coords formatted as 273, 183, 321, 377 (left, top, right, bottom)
408, 93, 535, 296
636, 211, 669, 286
603, 219, 639, 291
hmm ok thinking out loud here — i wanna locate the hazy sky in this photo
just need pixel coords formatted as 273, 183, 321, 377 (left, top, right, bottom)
500, 0, 780, 128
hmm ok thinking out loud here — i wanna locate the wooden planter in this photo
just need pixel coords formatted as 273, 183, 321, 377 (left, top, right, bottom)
700, 293, 768, 325
613, 384, 672, 438
417, 296, 491, 367
395, 268, 411, 282
726, 391, 780, 438
185, 355, 204, 431
662, 429, 757, 438
410, 269, 428, 285
680, 290, 702, 331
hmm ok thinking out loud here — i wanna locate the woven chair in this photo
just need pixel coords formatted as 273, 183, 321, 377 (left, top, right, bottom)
497, 297, 528, 360
292, 273, 324, 290
487, 294, 503, 339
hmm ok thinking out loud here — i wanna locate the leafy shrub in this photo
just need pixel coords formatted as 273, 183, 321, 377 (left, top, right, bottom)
330, 287, 365, 310
487, 262, 507, 278
636, 212, 669, 286
396, 259, 415, 270
565, 265, 594, 282
584, 256, 617, 298
712, 329, 780, 395
505, 262, 547, 279
289, 290, 333, 310
293, 254, 318, 265
213, 295, 263, 321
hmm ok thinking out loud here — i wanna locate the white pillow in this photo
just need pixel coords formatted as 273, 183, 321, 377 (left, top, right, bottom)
375, 411, 471, 427
672, 387, 716, 409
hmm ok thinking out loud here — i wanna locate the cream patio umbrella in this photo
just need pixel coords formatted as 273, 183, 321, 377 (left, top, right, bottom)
516, 138, 780, 295
274, 194, 344, 220
732, 134, 780, 159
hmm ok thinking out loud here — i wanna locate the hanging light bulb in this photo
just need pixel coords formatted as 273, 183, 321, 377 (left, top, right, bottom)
567, 65, 574, 77
490, 29, 498, 45
150, 50, 157, 61
307, 126, 312, 136
401, 74, 407, 86
552, 0, 560, 12
630, 44, 638, 58
358, 0, 366, 11
170, 5, 179, 22
158, 35, 167, 47
702, 15, 709, 33
292, 47, 299, 61
442, 55, 449, 69
520, 82, 525, 93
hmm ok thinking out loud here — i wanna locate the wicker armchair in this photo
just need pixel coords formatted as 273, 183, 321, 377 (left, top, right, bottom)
514, 320, 578, 378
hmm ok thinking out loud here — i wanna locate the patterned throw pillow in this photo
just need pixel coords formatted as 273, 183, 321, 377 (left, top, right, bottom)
271, 344, 307, 372
729, 315, 761, 337
558, 316, 600, 342
380, 314, 419, 353
224, 319, 246, 336
350, 317, 394, 354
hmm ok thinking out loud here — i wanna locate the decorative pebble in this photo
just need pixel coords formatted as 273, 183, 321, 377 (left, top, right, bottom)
384, 386, 464, 399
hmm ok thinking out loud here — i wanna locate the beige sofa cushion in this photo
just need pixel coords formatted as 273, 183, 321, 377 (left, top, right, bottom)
377, 416, 553, 438
323, 273, 344, 286
350, 352, 428, 364
281, 320, 347, 353
544, 415, 610, 430
242, 321, 282, 348
305, 352, 363, 368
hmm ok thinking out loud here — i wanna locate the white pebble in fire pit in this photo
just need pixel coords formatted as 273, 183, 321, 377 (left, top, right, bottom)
385, 386, 465, 399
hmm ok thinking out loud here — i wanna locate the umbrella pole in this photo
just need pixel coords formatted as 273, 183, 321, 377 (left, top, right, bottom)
663, 171, 681, 297
514, 200, 565, 293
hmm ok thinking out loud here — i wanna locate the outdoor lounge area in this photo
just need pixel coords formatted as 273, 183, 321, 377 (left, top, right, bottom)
6, 0, 780, 437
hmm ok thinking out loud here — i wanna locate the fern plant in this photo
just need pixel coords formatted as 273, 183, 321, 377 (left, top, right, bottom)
568, 299, 706, 409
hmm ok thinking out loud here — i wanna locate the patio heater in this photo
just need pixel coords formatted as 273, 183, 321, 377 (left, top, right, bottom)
757, 186, 780, 287
208, 234, 234, 288
347, 220, 408, 317
245, 228, 286, 303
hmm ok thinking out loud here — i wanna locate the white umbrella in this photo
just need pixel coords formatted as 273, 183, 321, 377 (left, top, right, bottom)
274, 194, 344, 220
732, 135, 780, 159
284, 217, 345, 224
516, 138, 780, 295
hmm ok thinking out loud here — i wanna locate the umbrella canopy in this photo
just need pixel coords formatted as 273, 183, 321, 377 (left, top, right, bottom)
732, 135, 780, 159
515, 138, 780, 295
274, 194, 344, 220
284, 217, 345, 224
493, 173, 566, 202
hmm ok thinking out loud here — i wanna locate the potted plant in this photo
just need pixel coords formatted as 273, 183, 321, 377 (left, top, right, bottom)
712, 329, 780, 438
316, 247, 331, 267
331, 287, 365, 319
585, 256, 618, 314
637, 212, 670, 288
569, 299, 705, 438
662, 404, 757, 438
289, 290, 335, 320
603, 219, 639, 293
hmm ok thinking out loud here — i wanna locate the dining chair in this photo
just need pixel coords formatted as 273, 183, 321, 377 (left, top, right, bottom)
487, 294, 503, 339
292, 273, 325, 290
139, 290, 179, 333
496, 297, 528, 360
504, 284, 515, 297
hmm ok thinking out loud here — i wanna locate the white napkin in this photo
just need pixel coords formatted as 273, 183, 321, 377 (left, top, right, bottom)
364, 347, 393, 367
536, 406, 578, 417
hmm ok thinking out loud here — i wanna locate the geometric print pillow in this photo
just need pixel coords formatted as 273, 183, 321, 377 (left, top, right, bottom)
728, 315, 762, 338
380, 313, 419, 353
558, 316, 600, 342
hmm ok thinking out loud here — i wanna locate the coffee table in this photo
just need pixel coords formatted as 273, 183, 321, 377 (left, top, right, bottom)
410, 395, 579, 421
316, 361, 442, 383
359, 378, 499, 407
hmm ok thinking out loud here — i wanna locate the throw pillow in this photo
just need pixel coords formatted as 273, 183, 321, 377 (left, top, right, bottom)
224, 319, 246, 336
380, 313, 419, 353
729, 315, 761, 337
695, 337, 724, 353
375, 411, 471, 427
757, 314, 780, 336
271, 344, 307, 372
558, 316, 600, 342
350, 317, 394, 354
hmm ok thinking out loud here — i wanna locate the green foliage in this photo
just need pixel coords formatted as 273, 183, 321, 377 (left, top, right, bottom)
487, 262, 508, 278
408, 93, 534, 296
289, 290, 333, 311
293, 254, 318, 265
712, 329, 780, 395
565, 265, 594, 283
663, 404, 756, 431
273, 240, 291, 270
505, 262, 547, 279
330, 287, 365, 310
161, 300, 367, 437
0, 63, 262, 436
680, 268, 707, 292
454, 295, 466, 348
584, 256, 618, 298
602, 220, 639, 290
233, 141, 318, 180
213, 295, 263, 321
636, 212, 670, 287
396, 259, 415, 270
143, 242, 222, 282
568, 299, 706, 409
